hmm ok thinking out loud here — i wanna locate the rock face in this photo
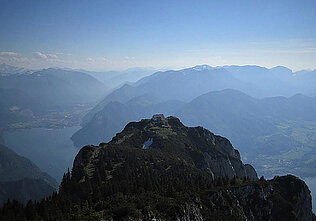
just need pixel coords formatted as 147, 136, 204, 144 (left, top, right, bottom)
0, 116, 313, 220
83, 116, 257, 181
271, 175, 313, 221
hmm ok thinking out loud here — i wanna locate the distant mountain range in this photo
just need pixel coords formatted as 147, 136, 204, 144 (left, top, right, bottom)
0, 65, 111, 131
73, 64, 316, 178
0, 64, 161, 130
82, 64, 316, 125
176, 90, 316, 177
0, 68, 109, 109
77, 67, 158, 88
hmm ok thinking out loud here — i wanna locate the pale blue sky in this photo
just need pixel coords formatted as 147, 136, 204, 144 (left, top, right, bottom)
0, 0, 316, 71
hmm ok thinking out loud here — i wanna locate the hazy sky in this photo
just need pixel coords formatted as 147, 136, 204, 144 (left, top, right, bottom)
0, 0, 316, 71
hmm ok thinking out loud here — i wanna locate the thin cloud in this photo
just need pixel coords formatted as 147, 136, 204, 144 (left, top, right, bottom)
33, 52, 59, 59
0, 51, 19, 56
34, 52, 48, 59
100, 57, 111, 63
47, 54, 58, 59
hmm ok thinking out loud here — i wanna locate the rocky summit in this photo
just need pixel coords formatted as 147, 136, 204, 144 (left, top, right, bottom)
75, 115, 258, 181
0, 116, 313, 220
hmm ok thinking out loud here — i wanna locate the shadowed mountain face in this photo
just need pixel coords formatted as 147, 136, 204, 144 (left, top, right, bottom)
0, 143, 57, 205
72, 89, 316, 178
1, 117, 313, 220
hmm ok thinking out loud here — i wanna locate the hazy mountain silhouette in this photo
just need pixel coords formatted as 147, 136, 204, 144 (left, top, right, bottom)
82, 65, 316, 125
0, 66, 111, 131
0, 68, 109, 109
0, 142, 57, 205
80, 67, 157, 88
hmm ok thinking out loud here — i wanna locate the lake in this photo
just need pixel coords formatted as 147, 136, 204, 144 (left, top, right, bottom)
3, 127, 316, 213
3, 126, 81, 182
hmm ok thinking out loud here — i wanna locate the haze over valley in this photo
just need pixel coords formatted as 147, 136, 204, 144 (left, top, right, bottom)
1, 0, 316, 219
1, 63, 316, 214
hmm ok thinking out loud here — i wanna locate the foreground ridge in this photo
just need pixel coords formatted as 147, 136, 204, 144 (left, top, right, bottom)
0, 116, 313, 220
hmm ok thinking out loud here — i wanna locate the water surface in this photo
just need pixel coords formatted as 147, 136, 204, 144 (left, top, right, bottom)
3, 127, 316, 213
3, 126, 80, 182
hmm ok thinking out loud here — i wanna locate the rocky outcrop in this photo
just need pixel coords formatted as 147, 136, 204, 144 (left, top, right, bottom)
1, 116, 313, 220
89, 116, 258, 181
70, 117, 313, 221
271, 175, 313, 221
244, 164, 258, 180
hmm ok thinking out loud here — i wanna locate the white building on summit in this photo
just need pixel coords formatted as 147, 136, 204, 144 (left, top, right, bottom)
152, 114, 165, 121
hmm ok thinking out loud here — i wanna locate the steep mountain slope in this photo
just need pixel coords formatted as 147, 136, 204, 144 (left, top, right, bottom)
0, 144, 57, 185
1, 117, 313, 220
0, 144, 57, 205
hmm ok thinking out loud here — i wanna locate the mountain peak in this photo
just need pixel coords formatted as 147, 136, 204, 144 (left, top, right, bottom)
5, 116, 312, 220
191, 64, 213, 71
76, 116, 258, 181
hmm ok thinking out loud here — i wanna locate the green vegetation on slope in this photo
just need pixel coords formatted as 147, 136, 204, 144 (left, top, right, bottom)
0, 117, 313, 220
